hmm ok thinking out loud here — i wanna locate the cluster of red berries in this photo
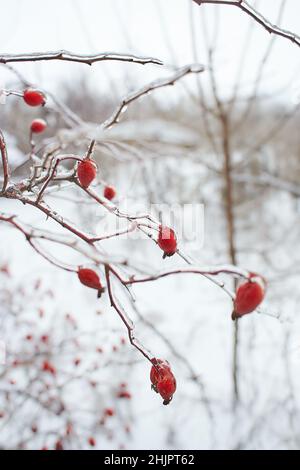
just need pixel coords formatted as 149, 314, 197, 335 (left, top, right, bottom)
23, 82, 265, 405
22, 92, 118, 201
77, 267, 104, 297
232, 273, 266, 320
76, 160, 266, 325
22, 88, 48, 135
25, 333, 49, 343
150, 358, 176, 405
48, 431, 97, 449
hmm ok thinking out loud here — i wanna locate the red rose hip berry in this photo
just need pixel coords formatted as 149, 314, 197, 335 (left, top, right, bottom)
55, 440, 63, 450
232, 273, 266, 320
23, 88, 46, 107
31, 118, 47, 133
104, 185, 116, 201
104, 408, 115, 417
77, 160, 97, 188
88, 437, 96, 447
157, 226, 177, 258
117, 391, 131, 399
150, 358, 171, 389
78, 268, 104, 297
150, 358, 176, 405
157, 374, 177, 405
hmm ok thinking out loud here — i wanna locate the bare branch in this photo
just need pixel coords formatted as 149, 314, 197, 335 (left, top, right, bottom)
0, 50, 163, 66
0, 212, 139, 269
105, 265, 154, 364
35, 155, 80, 204
0, 130, 9, 193
112, 265, 249, 285
192, 0, 300, 49
103, 64, 205, 129
0, 214, 76, 272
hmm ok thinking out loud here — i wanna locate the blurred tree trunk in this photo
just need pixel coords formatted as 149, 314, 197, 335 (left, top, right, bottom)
221, 112, 239, 406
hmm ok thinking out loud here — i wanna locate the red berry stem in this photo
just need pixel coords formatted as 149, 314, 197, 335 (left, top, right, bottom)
85, 139, 96, 160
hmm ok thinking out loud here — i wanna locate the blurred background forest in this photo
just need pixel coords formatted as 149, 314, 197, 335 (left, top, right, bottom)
1, 0, 300, 450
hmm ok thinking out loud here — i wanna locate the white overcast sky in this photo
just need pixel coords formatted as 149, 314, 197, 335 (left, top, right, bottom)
1, 0, 300, 104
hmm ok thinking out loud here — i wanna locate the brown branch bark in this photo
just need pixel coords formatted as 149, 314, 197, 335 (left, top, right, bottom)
0, 130, 9, 193
221, 112, 240, 406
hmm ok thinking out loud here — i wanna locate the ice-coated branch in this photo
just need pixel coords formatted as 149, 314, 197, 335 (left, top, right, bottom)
35, 155, 81, 203
0, 130, 9, 193
105, 265, 154, 364
192, 0, 300, 49
0, 61, 266, 370
110, 265, 249, 286
0, 50, 163, 66
0, 133, 243, 309
0, 212, 136, 268
103, 64, 205, 129
0, 214, 76, 272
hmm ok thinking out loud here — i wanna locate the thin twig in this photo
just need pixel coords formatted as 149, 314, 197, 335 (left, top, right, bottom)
35, 156, 80, 204
103, 64, 205, 129
105, 265, 154, 364
115, 265, 249, 285
0, 130, 9, 193
192, 0, 300, 49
